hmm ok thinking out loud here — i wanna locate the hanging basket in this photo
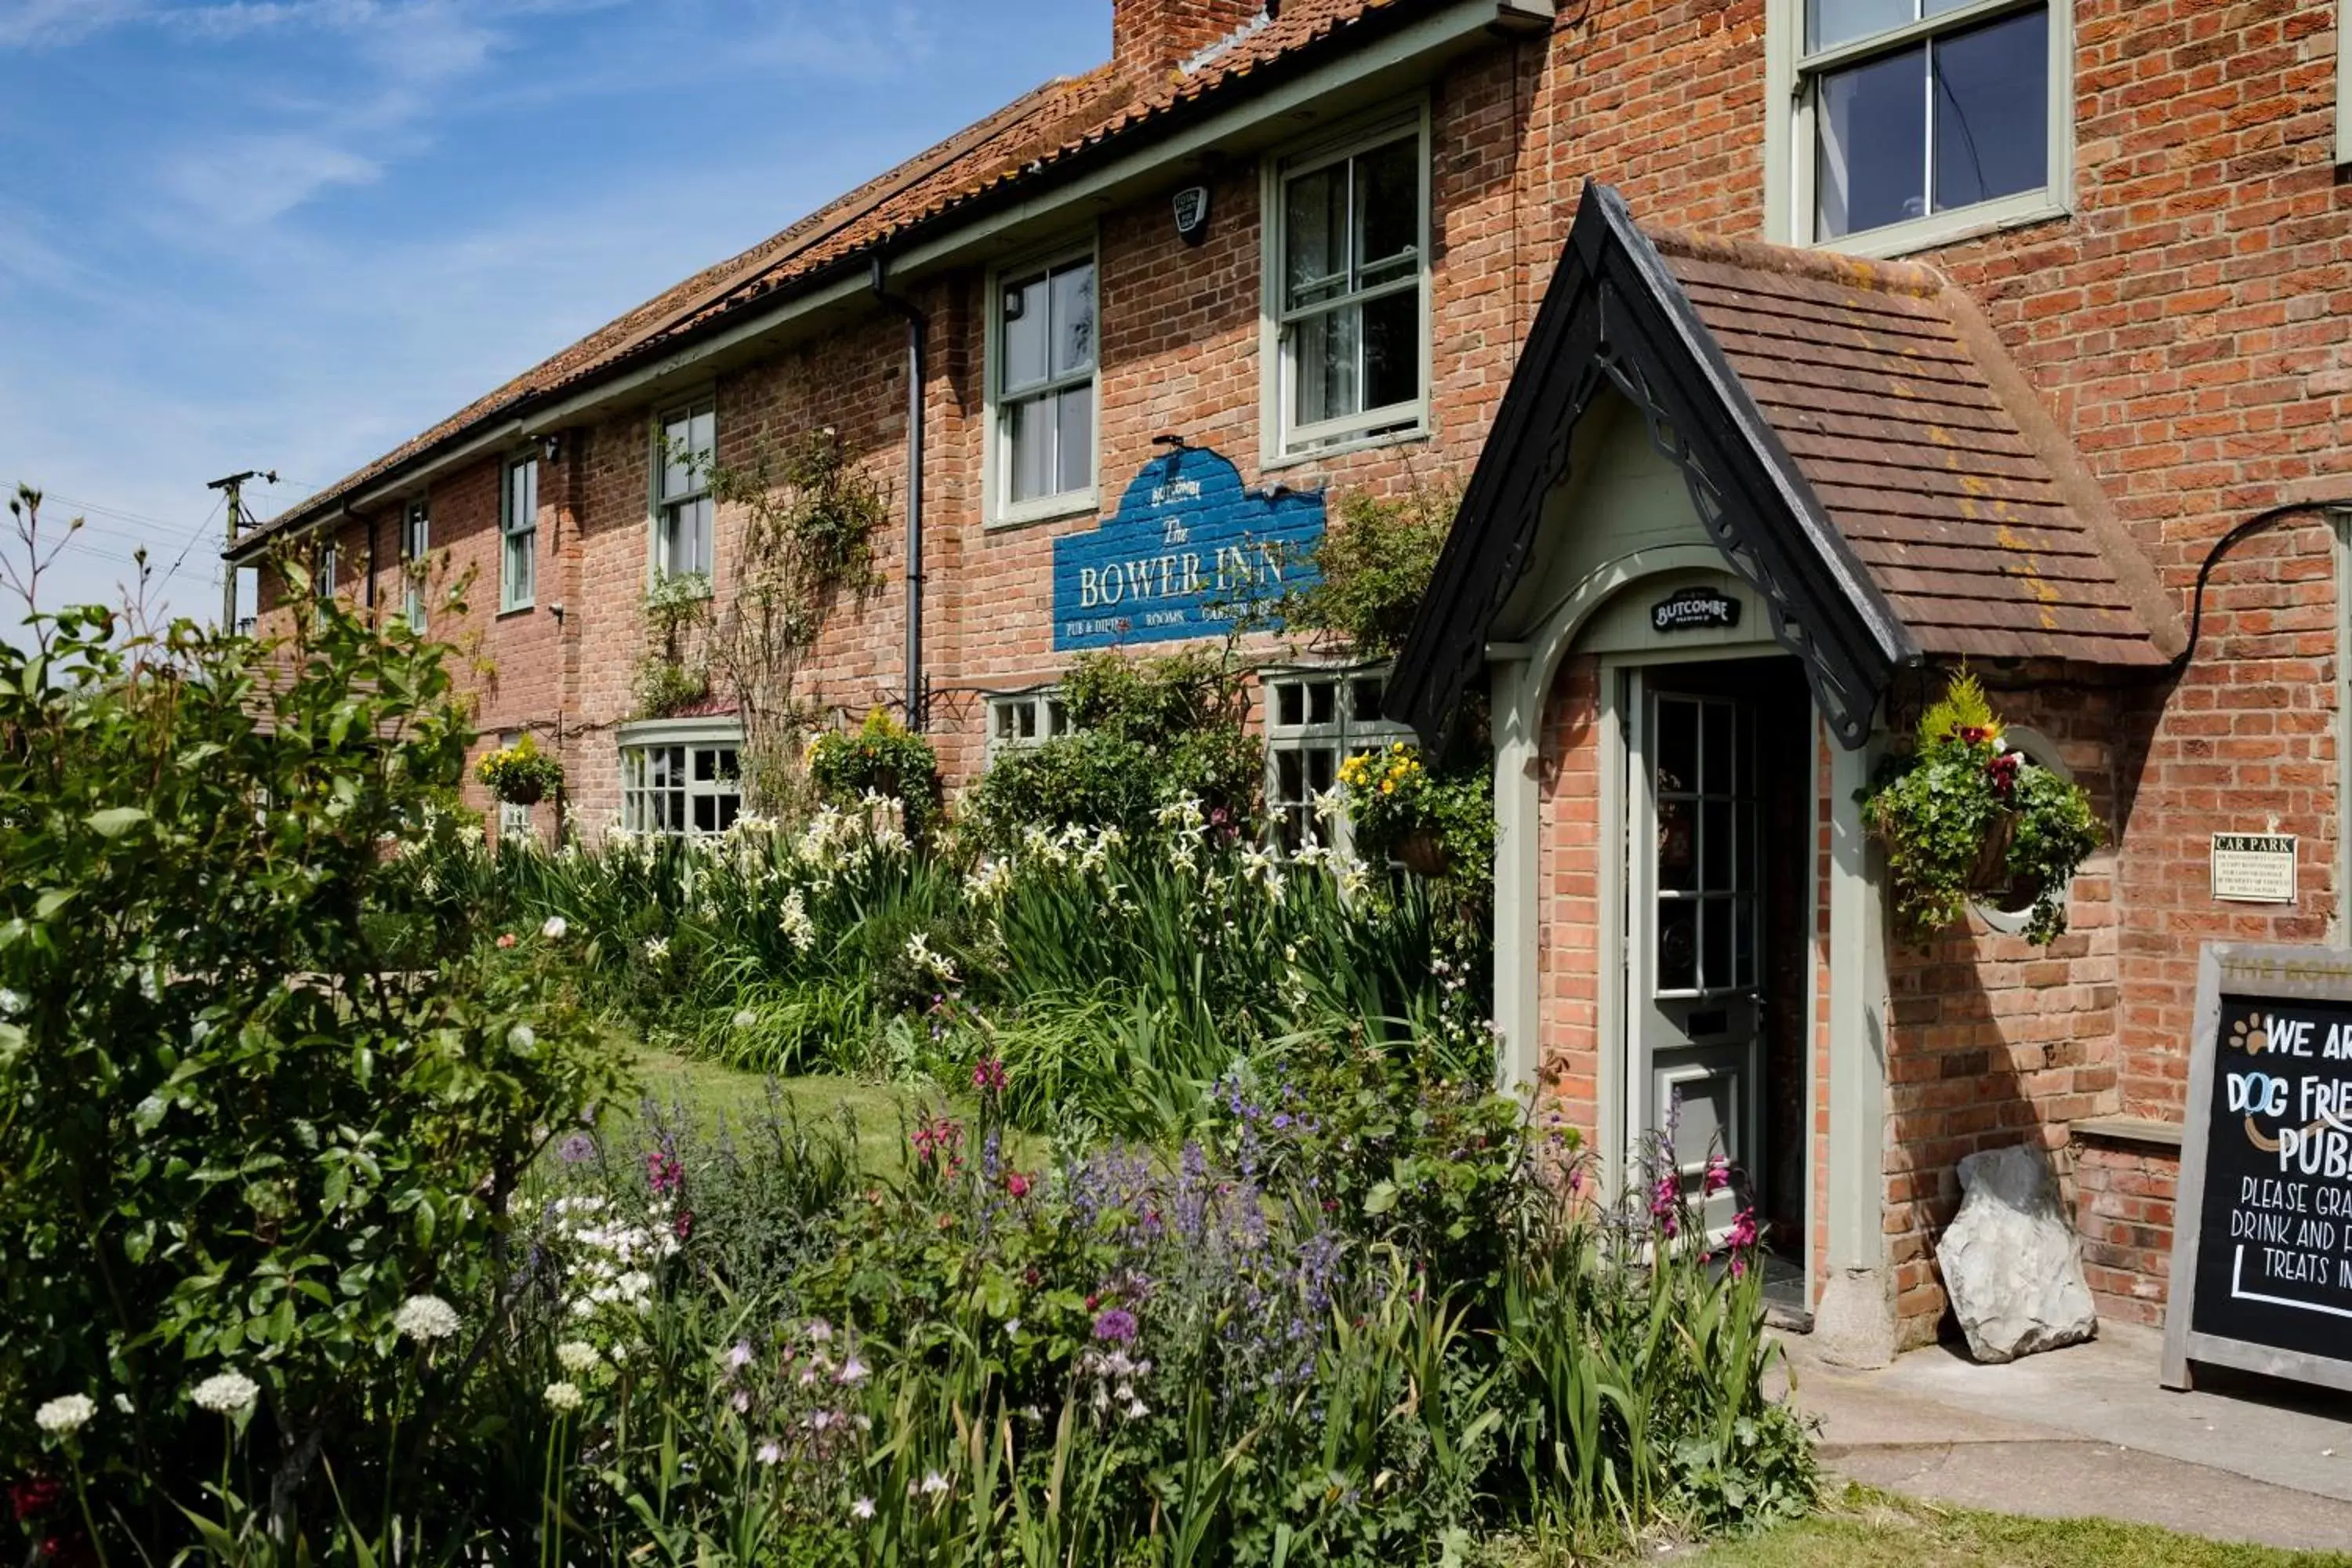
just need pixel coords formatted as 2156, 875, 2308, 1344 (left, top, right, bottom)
1396, 827, 1454, 879
497, 777, 547, 808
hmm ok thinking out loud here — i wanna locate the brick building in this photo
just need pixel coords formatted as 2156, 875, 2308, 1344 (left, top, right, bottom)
234, 0, 2352, 1359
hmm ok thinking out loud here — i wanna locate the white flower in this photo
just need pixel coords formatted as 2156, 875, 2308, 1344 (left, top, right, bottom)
920, 1470, 949, 1495
1124, 1397, 1149, 1421
0, 987, 24, 1017
836, 1355, 869, 1385
540, 916, 568, 940
642, 935, 670, 961
778, 889, 816, 953
34, 1394, 95, 1435
904, 931, 958, 984
543, 1380, 583, 1413
727, 1340, 755, 1370
191, 1371, 259, 1414
732, 1008, 759, 1029
506, 1022, 537, 1051
393, 1294, 461, 1342
851, 1497, 876, 1519
756, 1440, 783, 1465
555, 1341, 602, 1375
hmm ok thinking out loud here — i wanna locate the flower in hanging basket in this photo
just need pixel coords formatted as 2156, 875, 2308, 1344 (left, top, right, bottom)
476, 733, 564, 807
1860, 671, 2103, 946
1332, 742, 1491, 883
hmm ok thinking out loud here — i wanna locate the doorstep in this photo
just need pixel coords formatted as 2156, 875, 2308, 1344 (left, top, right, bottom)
1773, 1323, 2352, 1552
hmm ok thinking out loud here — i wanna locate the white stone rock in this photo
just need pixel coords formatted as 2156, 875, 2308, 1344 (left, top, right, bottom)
1936, 1143, 2097, 1363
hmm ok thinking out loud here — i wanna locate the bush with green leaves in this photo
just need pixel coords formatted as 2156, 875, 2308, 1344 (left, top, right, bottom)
966, 648, 1261, 848
1279, 485, 1457, 659
0, 567, 620, 1549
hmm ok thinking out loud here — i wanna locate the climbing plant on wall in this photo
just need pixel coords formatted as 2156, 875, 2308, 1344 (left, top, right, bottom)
630, 426, 888, 805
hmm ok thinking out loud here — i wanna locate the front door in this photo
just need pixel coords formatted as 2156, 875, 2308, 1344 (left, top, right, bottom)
1627, 671, 1764, 1239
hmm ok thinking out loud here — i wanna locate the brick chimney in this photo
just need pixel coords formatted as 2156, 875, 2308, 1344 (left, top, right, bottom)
1112, 0, 1265, 83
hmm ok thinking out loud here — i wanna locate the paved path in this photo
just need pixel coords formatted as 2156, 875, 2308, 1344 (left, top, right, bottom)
1777, 1323, 2352, 1552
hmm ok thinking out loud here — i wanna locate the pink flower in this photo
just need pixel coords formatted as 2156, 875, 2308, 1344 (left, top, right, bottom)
1005, 1171, 1031, 1199
1703, 1155, 1730, 1196
1727, 1207, 1760, 1251
972, 1057, 1007, 1095
495, 932, 517, 949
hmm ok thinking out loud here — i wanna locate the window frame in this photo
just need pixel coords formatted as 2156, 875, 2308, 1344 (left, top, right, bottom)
984, 686, 1073, 760
400, 498, 430, 633
314, 539, 338, 627
1261, 662, 1413, 858
1764, 0, 2072, 258
1260, 102, 1435, 467
617, 717, 743, 838
501, 454, 539, 615
649, 394, 717, 588
984, 241, 1102, 528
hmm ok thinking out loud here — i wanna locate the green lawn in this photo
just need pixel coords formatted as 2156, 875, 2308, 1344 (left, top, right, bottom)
621, 1046, 1047, 1169
1657, 1486, 2352, 1567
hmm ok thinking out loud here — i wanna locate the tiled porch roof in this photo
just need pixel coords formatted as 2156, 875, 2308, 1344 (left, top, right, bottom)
1390, 183, 2180, 750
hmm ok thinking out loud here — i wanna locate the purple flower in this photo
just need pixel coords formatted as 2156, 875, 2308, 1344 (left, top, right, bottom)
558, 1134, 597, 1164
1092, 1308, 1138, 1344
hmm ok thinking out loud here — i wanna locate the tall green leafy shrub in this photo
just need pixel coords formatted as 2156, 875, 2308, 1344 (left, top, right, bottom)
966, 648, 1261, 846
0, 566, 619, 1542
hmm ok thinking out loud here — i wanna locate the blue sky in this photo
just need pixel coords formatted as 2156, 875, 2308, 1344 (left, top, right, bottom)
0, 0, 1106, 624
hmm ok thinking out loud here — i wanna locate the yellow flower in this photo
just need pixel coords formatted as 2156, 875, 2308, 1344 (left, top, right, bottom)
1380, 780, 1396, 795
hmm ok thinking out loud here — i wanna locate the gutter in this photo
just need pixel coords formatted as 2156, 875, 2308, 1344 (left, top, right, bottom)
869, 255, 928, 731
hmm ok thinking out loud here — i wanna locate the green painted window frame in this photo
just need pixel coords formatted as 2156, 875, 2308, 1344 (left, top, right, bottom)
1260, 102, 1433, 466
651, 395, 717, 586
501, 455, 538, 614
1763, 0, 2073, 257
985, 243, 1101, 528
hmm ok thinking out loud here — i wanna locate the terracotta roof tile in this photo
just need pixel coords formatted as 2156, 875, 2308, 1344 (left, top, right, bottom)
1650, 230, 2176, 668
243, 0, 1417, 550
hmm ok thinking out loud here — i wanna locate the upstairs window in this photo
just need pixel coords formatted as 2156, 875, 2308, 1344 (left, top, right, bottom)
986, 688, 1071, 759
1777, 0, 2067, 252
1262, 666, 1411, 856
1269, 112, 1428, 456
502, 456, 538, 612
654, 398, 716, 582
401, 499, 430, 633
990, 252, 1097, 523
314, 541, 337, 628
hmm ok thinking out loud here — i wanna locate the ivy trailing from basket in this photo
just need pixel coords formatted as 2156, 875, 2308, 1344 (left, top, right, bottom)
1860, 670, 2103, 946
474, 731, 564, 805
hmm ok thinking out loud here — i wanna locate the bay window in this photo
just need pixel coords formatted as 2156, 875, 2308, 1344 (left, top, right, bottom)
619, 720, 741, 837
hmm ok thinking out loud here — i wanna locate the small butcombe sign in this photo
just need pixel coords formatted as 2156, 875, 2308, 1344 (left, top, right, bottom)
1650, 587, 1740, 633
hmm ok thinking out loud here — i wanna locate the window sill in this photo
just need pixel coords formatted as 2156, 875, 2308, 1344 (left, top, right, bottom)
1813, 194, 2070, 261
985, 492, 1098, 532
497, 602, 535, 620
1263, 423, 1428, 474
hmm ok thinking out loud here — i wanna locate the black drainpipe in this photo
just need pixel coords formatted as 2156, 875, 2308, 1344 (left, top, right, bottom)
870, 254, 927, 730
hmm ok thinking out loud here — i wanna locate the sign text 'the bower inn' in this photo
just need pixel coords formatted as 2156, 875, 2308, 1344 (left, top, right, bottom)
1051, 445, 1325, 652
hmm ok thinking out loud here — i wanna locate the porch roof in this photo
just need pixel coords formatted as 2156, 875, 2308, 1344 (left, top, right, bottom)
1388, 183, 2180, 750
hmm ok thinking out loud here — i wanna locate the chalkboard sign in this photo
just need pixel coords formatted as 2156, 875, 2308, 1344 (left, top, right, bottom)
2162, 942, 2352, 1394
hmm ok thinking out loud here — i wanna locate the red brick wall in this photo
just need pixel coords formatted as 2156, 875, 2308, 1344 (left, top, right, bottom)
247, 2, 2352, 1325
2071, 1139, 2183, 1327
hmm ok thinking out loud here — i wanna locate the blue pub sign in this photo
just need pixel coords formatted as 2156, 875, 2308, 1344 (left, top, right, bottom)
1052, 445, 1326, 651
